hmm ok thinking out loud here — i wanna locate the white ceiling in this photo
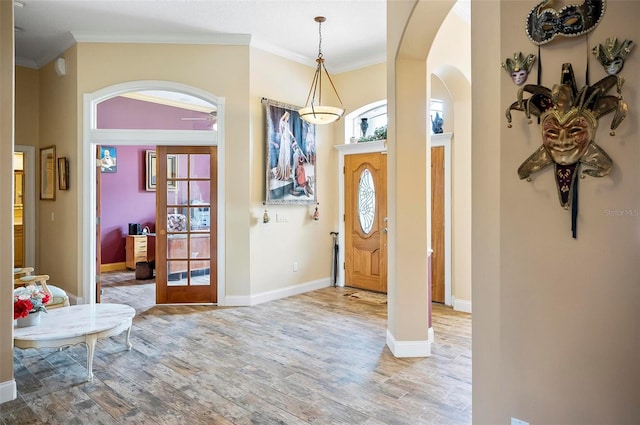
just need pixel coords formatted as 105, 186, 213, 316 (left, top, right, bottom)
13, 0, 389, 73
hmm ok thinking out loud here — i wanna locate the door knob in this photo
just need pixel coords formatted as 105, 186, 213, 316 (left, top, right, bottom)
382, 227, 388, 233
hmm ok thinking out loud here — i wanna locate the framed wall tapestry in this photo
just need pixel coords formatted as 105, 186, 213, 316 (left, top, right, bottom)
264, 98, 317, 205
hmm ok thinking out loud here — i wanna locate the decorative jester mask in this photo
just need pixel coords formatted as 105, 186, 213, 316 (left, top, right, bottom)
502, 52, 537, 86
592, 37, 635, 75
506, 63, 628, 237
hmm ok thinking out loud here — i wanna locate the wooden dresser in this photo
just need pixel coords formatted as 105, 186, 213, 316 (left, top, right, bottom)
125, 235, 148, 269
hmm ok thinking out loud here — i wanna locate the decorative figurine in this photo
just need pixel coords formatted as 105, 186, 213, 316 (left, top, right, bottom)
431, 112, 444, 134
502, 52, 537, 86
593, 37, 635, 75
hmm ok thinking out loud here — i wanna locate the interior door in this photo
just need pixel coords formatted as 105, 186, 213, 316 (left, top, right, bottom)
431, 146, 445, 303
156, 146, 217, 304
344, 152, 387, 293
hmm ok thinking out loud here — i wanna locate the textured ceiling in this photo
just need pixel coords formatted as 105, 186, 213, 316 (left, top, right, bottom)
14, 0, 388, 73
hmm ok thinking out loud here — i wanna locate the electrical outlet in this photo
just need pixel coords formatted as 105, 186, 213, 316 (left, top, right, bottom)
511, 418, 529, 425
293, 262, 298, 272
276, 214, 288, 223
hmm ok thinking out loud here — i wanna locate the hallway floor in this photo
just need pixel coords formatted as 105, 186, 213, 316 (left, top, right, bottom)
3, 273, 471, 424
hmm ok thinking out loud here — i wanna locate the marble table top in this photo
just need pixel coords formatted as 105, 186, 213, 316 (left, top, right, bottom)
14, 303, 135, 340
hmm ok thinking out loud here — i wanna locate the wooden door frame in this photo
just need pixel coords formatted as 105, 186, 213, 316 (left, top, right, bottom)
81, 81, 225, 306
336, 140, 387, 288
431, 133, 452, 306
337, 135, 452, 305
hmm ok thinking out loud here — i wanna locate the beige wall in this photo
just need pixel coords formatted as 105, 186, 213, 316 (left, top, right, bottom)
36, 45, 78, 295
472, 0, 640, 423
248, 47, 336, 295
15, 67, 39, 148
62, 42, 251, 298
333, 62, 386, 142
0, 0, 16, 400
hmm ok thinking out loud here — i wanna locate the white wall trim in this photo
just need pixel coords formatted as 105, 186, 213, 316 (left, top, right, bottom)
453, 296, 472, 313
386, 329, 432, 357
82, 81, 225, 306
335, 140, 387, 287
225, 278, 332, 307
431, 132, 453, 306
428, 326, 435, 343
0, 380, 16, 404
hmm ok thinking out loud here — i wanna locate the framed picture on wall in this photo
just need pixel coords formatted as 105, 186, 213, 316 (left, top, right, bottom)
264, 98, 317, 205
99, 146, 117, 173
57, 157, 69, 190
146, 150, 178, 191
39, 145, 56, 200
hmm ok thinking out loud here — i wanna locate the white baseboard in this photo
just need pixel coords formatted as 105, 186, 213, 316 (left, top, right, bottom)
453, 297, 472, 313
386, 329, 431, 357
67, 292, 79, 305
0, 380, 16, 404
223, 278, 331, 306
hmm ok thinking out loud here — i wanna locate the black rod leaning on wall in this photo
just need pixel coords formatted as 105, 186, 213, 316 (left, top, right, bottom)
571, 175, 579, 239
585, 33, 590, 86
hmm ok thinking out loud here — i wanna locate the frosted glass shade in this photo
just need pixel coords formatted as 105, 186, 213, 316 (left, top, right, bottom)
299, 105, 345, 125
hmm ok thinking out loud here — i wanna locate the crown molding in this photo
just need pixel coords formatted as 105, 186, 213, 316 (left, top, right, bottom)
71, 31, 251, 46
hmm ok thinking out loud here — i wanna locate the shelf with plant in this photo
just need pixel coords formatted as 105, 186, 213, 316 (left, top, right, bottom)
358, 124, 387, 143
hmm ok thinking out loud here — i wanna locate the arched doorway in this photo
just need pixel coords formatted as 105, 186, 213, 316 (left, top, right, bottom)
81, 81, 225, 305
386, 0, 456, 357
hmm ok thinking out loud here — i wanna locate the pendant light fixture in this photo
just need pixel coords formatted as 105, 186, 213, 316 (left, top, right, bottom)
299, 16, 345, 125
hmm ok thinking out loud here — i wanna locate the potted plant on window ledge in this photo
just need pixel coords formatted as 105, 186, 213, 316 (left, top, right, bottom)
358, 124, 387, 143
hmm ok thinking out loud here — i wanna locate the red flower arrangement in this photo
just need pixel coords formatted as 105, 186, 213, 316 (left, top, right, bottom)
13, 285, 50, 320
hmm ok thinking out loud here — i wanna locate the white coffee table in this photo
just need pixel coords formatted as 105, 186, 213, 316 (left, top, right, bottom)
14, 303, 135, 381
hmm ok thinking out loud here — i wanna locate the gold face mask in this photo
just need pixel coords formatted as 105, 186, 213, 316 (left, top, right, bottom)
506, 63, 628, 237
541, 109, 596, 165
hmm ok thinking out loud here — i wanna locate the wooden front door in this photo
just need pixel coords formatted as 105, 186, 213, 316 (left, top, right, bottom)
431, 146, 445, 303
156, 146, 217, 304
344, 152, 387, 293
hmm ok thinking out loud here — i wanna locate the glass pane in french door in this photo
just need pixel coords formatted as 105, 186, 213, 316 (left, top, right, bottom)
166, 153, 211, 287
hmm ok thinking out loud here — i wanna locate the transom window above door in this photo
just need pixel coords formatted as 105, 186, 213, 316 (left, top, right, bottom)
96, 90, 217, 131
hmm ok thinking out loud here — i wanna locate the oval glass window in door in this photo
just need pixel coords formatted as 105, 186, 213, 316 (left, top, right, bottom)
358, 168, 375, 234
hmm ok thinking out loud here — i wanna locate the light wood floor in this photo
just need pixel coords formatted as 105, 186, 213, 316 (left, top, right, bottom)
2, 271, 472, 424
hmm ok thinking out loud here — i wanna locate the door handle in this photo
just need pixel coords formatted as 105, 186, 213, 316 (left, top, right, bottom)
382, 227, 388, 233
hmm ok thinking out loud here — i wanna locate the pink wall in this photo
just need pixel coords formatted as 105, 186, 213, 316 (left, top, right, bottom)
98, 95, 215, 266
97, 96, 213, 130
100, 145, 156, 264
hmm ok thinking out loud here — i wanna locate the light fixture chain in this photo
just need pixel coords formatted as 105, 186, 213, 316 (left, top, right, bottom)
318, 19, 323, 58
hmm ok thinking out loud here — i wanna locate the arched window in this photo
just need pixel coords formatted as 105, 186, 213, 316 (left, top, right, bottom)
344, 100, 387, 144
